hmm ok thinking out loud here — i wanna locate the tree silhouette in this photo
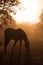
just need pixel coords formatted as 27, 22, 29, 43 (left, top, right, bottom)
39, 10, 43, 22
0, 0, 19, 24
0, 0, 21, 25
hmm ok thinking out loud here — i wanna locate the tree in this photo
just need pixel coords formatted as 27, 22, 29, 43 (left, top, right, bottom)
0, 0, 20, 25
39, 10, 43, 22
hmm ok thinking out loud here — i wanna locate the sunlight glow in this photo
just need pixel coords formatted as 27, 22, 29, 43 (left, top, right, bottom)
9, 0, 43, 24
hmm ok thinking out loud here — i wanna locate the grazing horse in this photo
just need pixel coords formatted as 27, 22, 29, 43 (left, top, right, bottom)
4, 28, 29, 52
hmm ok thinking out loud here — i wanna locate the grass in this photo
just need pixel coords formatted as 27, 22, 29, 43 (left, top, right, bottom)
0, 23, 43, 65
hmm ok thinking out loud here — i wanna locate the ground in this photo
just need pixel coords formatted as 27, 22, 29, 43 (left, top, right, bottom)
0, 22, 43, 65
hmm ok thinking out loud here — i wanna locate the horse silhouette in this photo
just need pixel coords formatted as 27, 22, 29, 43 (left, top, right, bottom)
4, 28, 29, 52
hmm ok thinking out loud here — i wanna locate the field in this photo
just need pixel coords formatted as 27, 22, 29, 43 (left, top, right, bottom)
0, 22, 43, 65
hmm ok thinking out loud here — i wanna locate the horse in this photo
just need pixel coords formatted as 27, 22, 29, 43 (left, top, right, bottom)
4, 28, 29, 52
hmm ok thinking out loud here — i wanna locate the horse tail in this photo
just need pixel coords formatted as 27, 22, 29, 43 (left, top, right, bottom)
4, 29, 10, 53
4, 31, 7, 53
4, 37, 6, 53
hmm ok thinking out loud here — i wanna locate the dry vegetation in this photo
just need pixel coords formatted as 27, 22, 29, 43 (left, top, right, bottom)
0, 21, 43, 65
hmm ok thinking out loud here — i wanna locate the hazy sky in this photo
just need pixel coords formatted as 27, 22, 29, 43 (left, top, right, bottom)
37, 0, 43, 9
10, 0, 43, 24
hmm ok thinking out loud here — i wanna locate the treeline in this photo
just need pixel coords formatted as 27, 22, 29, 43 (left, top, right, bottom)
0, 0, 16, 5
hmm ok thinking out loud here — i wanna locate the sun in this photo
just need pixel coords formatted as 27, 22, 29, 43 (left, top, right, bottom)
9, 0, 43, 24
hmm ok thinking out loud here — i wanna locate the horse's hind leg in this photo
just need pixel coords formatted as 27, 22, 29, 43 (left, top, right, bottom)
9, 40, 17, 65
4, 37, 10, 53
